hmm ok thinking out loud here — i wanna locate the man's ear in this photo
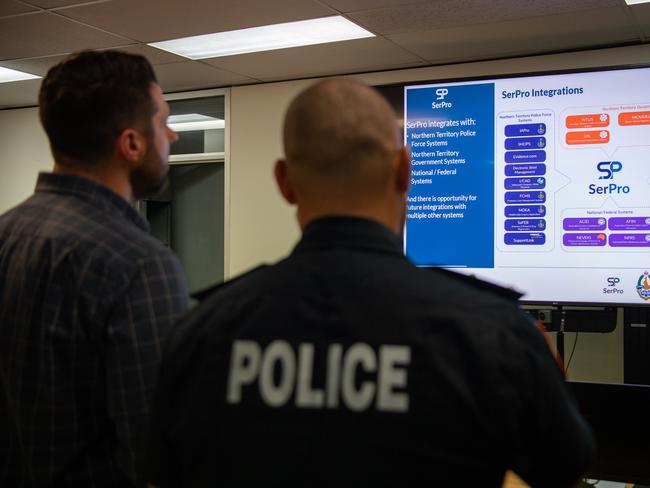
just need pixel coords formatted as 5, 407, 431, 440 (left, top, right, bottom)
116, 128, 147, 167
274, 159, 297, 204
395, 146, 411, 194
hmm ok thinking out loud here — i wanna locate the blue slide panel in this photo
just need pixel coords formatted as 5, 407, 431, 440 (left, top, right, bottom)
505, 163, 546, 176
505, 219, 546, 231
504, 177, 546, 190
505, 150, 546, 163
504, 191, 546, 204
504, 137, 546, 150
504, 232, 546, 245
505, 123, 546, 137
405, 83, 495, 268
505, 205, 546, 218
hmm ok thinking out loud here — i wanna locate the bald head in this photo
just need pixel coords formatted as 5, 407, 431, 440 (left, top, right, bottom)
277, 79, 410, 232
283, 79, 401, 197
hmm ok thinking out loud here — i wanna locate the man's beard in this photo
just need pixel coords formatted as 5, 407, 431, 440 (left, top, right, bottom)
130, 145, 168, 200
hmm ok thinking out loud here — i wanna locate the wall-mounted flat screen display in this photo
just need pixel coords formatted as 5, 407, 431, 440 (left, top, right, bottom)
393, 66, 650, 305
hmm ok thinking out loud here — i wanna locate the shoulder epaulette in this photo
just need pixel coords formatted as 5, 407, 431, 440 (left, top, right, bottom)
430, 267, 523, 301
190, 265, 269, 302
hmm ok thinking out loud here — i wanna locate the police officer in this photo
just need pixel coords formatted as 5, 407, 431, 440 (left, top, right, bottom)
146, 79, 595, 488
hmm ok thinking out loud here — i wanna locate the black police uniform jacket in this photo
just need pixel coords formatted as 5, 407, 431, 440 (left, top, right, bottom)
147, 217, 595, 488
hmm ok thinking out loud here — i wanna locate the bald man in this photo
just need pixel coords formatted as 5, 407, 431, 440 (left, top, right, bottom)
145, 79, 594, 488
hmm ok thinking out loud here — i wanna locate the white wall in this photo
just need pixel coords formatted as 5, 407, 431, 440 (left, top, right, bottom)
0, 107, 52, 213
228, 79, 313, 277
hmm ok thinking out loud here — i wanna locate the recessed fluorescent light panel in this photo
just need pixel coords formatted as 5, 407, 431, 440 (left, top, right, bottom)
149, 16, 374, 59
0, 66, 40, 84
168, 113, 225, 132
625, 0, 650, 4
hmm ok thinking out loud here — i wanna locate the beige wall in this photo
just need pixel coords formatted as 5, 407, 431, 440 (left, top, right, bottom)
0, 107, 52, 213
228, 79, 313, 277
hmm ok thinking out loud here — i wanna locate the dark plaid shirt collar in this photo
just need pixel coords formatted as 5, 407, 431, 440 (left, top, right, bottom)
35, 172, 150, 232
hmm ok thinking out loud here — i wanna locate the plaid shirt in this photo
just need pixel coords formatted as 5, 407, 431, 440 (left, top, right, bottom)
0, 173, 189, 487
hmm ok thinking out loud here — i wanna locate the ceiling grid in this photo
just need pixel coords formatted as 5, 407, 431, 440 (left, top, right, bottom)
1, 0, 649, 108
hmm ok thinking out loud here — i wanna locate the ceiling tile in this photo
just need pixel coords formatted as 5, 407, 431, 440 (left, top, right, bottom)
0, 78, 41, 108
320, 0, 427, 12
348, 0, 621, 35
388, 7, 637, 64
204, 37, 423, 81
0, 1, 38, 17
626, 3, 650, 38
22, 0, 105, 7
154, 61, 257, 93
58, 0, 337, 42
110, 44, 187, 65
0, 54, 66, 76
0, 45, 184, 79
0, 12, 129, 59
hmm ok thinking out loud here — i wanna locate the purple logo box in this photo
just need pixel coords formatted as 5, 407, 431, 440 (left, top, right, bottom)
505, 164, 546, 177
505, 137, 546, 150
504, 232, 546, 245
505, 123, 546, 137
563, 217, 606, 231
563, 233, 607, 247
505, 205, 546, 218
504, 177, 545, 190
505, 150, 546, 163
505, 191, 546, 204
609, 233, 650, 247
505, 219, 546, 231
608, 217, 650, 231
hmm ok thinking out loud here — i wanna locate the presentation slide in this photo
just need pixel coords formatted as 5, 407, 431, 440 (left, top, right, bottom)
403, 67, 650, 305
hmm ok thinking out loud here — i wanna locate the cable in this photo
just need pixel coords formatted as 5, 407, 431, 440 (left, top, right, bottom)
565, 329, 580, 373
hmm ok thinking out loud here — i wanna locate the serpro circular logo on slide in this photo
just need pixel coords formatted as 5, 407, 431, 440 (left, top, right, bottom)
636, 271, 650, 301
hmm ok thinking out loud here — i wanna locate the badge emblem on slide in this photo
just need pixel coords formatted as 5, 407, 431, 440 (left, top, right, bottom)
636, 271, 650, 301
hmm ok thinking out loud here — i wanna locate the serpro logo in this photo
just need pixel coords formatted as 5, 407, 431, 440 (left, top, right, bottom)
435, 88, 449, 100
597, 161, 622, 180
605, 276, 623, 295
636, 271, 650, 301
